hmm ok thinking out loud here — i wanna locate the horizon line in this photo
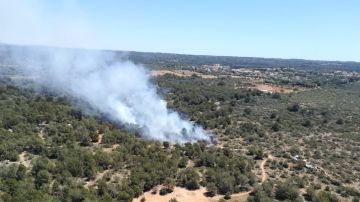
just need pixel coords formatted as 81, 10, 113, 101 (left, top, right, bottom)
1, 42, 359, 63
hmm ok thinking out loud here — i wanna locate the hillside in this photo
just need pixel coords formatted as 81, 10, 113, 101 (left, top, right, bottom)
0, 45, 359, 202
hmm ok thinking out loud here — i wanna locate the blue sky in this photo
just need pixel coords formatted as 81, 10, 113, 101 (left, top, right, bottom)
1, 0, 360, 61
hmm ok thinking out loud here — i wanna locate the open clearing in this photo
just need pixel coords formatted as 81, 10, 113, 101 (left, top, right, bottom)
133, 187, 212, 202
151, 69, 217, 79
250, 83, 296, 93
152, 69, 302, 93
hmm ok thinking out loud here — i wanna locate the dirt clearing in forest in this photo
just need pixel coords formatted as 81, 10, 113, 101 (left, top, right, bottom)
151, 70, 217, 79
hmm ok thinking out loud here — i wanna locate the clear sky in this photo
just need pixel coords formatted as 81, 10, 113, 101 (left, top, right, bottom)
0, 0, 359, 61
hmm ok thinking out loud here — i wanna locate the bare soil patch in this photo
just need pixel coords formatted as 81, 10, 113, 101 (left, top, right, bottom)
103, 144, 120, 153
237, 81, 302, 94
93, 133, 103, 146
133, 186, 212, 202
151, 70, 217, 79
18, 151, 31, 168
252, 83, 294, 93
84, 169, 110, 188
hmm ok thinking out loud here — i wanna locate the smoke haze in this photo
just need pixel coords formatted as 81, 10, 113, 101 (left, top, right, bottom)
0, 1, 210, 143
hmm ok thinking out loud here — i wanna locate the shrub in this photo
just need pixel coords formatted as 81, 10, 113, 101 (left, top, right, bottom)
288, 103, 300, 112
176, 168, 200, 190
275, 182, 299, 201
224, 193, 231, 200
206, 182, 217, 197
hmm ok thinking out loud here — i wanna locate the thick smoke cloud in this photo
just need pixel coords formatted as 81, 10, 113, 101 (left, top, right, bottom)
0, 1, 210, 143
6, 48, 210, 143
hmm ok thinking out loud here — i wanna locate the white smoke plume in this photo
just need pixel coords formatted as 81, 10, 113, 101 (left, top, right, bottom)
0, 1, 211, 143
7, 48, 211, 143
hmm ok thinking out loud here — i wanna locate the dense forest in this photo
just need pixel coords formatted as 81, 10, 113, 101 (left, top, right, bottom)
154, 74, 360, 202
0, 81, 257, 201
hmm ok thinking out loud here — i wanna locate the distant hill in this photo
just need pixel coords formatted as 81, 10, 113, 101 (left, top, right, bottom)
124, 51, 360, 71
1, 43, 360, 71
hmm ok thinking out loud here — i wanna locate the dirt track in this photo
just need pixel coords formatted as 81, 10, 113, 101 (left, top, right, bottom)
85, 169, 110, 188
94, 133, 103, 145
211, 155, 272, 202
260, 155, 273, 183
